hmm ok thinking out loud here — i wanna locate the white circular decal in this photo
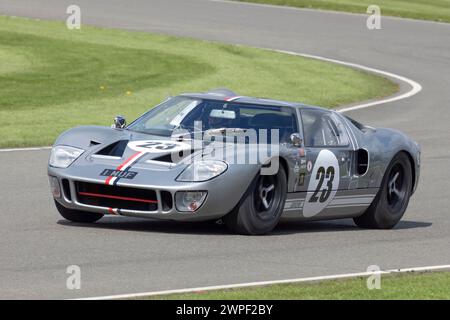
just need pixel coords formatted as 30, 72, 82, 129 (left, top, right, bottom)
128, 140, 191, 154
302, 150, 340, 218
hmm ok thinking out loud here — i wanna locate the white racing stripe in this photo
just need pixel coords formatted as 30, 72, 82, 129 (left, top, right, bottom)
288, 194, 377, 200
333, 194, 377, 198
77, 264, 450, 300
327, 203, 370, 208
329, 197, 375, 206
284, 205, 304, 210
105, 151, 146, 186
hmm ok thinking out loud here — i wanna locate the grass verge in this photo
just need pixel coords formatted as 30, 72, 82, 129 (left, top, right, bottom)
0, 16, 397, 148
235, 0, 450, 23
144, 271, 450, 300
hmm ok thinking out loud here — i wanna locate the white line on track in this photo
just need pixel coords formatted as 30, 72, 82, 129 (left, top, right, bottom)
271, 50, 422, 113
209, 0, 450, 26
78, 264, 450, 300
0, 49, 421, 154
0, 146, 51, 152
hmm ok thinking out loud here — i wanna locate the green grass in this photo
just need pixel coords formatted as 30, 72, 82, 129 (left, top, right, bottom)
0, 16, 397, 148
145, 272, 450, 300
235, 0, 450, 23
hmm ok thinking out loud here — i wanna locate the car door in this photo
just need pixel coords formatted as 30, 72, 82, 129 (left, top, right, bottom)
294, 108, 355, 218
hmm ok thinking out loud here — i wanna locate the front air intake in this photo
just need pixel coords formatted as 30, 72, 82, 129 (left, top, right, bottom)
75, 181, 158, 211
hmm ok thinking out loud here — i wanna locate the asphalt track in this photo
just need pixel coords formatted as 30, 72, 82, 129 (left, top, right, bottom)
0, 0, 449, 299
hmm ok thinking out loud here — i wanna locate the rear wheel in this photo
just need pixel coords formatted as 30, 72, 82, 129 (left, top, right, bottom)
224, 167, 287, 235
354, 152, 412, 229
55, 200, 104, 223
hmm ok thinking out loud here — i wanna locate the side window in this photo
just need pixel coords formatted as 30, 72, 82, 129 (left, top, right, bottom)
238, 106, 298, 143
301, 109, 349, 147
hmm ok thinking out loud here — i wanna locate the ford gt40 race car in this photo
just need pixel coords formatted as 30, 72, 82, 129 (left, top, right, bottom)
48, 89, 420, 235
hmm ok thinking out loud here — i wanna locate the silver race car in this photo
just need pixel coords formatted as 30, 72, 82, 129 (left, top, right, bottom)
48, 89, 420, 235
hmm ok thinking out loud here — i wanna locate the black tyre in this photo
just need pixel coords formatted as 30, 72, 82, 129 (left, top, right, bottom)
354, 152, 412, 229
55, 200, 104, 223
224, 167, 287, 235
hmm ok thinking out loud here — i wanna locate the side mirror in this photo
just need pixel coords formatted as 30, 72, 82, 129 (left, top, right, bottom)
290, 133, 303, 147
113, 115, 126, 129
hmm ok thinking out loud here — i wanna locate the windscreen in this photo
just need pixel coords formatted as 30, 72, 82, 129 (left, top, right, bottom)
128, 96, 298, 142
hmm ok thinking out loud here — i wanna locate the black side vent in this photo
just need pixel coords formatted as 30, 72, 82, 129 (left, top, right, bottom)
96, 140, 129, 157
356, 149, 369, 175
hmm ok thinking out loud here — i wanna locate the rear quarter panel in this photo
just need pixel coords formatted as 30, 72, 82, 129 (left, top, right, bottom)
352, 125, 420, 192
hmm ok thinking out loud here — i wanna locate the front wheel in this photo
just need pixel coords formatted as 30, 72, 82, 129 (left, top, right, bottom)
224, 167, 287, 235
354, 152, 412, 229
55, 200, 104, 223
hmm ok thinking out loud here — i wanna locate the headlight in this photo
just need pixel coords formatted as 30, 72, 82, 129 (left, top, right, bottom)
49, 145, 84, 168
176, 160, 228, 182
175, 191, 207, 212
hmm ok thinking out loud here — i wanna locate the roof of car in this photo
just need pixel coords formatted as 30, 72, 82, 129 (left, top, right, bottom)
180, 89, 326, 111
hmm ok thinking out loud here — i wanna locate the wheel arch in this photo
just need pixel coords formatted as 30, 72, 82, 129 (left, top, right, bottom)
278, 156, 290, 186
399, 150, 416, 195
231, 155, 290, 212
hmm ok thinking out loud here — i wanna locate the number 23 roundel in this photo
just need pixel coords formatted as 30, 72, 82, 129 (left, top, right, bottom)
303, 150, 340, 218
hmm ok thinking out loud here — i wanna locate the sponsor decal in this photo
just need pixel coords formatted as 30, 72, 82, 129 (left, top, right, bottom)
299, 172, 305, 186
294, 162, 300, 174
306, 160, 313, 172
100, 169, 138, 180
299, 148, 306, 157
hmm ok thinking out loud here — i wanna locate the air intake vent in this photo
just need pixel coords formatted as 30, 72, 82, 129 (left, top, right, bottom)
96, 140, 129, 157
356, 149, 369, 175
